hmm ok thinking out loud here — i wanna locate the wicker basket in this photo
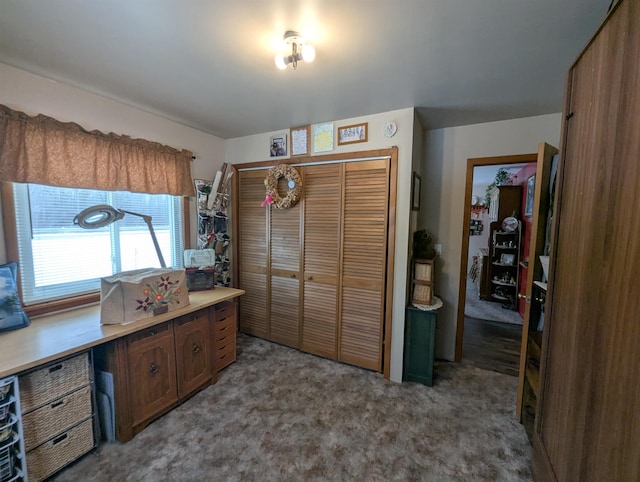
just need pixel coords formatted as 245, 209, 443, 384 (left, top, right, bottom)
27, 419, 94, 482
19, 352, 90, 413
414, 260, 434, 282
22, 385, 92, 451
412, 283, 433, 306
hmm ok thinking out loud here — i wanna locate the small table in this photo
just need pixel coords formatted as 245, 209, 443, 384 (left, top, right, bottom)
403, 298, 441, 386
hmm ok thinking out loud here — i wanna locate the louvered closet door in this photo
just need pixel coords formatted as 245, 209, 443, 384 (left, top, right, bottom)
301, 164, 342, 359
269, 176, 302, 348
339, 159, 390, 371
238, 170, 268, 338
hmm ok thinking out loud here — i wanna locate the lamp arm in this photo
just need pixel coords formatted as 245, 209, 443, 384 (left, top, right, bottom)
119, 210, 167, 268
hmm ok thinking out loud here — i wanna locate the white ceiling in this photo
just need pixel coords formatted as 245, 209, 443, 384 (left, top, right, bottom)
0, 0, 608, 139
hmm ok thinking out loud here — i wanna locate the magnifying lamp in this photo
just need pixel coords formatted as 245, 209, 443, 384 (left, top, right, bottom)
73, 204, 167, 268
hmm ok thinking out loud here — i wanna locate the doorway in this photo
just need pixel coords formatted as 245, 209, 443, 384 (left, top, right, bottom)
455, 153, 538, 376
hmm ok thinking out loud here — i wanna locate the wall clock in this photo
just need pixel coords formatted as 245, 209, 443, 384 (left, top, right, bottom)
383, 121, 397, 138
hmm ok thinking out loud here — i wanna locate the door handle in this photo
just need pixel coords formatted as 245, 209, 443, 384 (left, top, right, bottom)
517, 293, 530, 302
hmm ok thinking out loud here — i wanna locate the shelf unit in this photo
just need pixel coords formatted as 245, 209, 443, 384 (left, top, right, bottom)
0, 376, 27, 482
521, 275, 547, 440
488, 221, 522, 310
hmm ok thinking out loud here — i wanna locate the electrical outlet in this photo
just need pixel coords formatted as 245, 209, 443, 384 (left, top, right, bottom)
434, 244, 442, 256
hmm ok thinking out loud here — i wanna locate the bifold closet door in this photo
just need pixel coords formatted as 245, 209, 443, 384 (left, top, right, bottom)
338, 159, 389, 371
238, 170, 268, 338
301, 164, 342, 359
269, 176, 302, 348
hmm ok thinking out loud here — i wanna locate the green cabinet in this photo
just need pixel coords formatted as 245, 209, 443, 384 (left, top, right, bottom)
403, 306, 436, 386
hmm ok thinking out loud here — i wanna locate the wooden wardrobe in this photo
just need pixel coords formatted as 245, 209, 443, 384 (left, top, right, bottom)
532, 1, 640, 480
233, 149, 397, 377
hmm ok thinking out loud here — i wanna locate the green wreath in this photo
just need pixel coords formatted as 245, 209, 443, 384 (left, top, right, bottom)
263, 164, 302, 209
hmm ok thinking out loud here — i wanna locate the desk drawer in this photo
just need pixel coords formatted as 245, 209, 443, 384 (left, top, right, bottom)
215, 340, 236, 371
127, 322, 173, 347
27, 418, 94, 482
20, 353, 90, 413
213, 316, 235, 341
23, 385, 92, 451
214, 301, 236, 322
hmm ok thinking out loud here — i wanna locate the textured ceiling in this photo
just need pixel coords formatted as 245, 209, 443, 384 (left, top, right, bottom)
0, 0, 609, 138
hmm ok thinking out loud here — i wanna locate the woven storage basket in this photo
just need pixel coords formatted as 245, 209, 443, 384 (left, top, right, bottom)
414, 261, 434, 282
412, 283, 433, 306
22, 385, 92, 451
27, 419, 94, 482
19, 353, 90, 413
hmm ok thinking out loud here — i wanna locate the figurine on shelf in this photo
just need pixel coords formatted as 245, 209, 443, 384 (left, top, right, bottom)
413, 230, 436, 259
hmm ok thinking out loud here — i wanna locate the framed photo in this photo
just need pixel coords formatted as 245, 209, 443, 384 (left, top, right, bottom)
338, 122, 368, 145
411, 172, 421, 211
290, 125, 310, 157
313, 123, 334, 153
500, 253, 515, 265
270, 134, 287, 157
525, 174, 536, 217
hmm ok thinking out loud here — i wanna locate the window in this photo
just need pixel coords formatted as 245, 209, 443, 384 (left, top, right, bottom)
12, 184, 184, 305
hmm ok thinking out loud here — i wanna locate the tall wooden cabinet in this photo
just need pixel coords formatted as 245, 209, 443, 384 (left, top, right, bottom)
488, 185, 522, 222
532, 2, 640, 480
235, 151, 396, 375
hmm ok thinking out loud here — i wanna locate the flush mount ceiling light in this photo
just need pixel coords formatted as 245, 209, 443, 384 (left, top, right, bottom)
275, 30, 316, 70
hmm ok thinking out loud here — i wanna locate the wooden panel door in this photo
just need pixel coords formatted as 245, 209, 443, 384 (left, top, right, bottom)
174, 310, 211, 399
238, 170, 268, 337
533, 2, 640, 480
301, 164, 342, 358
269, 175, 302, 348
515, 142, 557, 422
126, 327, 178, 427
339, 159, 389, 370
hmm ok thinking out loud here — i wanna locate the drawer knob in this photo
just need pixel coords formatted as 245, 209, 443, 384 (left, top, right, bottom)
192, 344, 200, 354
149, 362, 159, 375
149, 330, 156, 336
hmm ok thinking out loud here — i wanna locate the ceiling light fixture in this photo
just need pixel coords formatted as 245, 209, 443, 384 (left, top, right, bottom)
275, 30, 315, 70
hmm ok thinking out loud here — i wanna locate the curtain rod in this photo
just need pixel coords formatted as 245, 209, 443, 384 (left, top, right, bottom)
237, 155, 391, 172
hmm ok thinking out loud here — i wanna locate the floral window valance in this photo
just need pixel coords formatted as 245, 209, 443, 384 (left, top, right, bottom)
0, 104, 194, 197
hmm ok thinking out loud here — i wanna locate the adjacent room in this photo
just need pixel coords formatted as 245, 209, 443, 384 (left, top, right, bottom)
1, 1, 638, 481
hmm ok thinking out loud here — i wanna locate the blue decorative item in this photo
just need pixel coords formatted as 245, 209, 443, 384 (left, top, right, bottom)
0, 262, 31, 333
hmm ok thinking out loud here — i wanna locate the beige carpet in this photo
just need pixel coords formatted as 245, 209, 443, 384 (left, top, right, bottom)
53, 334, 532, 482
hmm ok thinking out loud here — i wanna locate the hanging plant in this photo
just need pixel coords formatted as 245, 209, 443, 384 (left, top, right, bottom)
484, 168, 513, 206
262, 164, 303, 209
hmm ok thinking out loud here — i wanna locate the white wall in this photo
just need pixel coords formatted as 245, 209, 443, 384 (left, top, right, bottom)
0, 63, 226, 260
422, 114, 562, 360
226, 107, 416, 382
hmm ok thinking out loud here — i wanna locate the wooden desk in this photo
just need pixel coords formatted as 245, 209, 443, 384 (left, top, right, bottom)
0, 288, 245, 379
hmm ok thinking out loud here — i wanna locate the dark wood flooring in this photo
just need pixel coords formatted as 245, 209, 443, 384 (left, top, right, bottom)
462, 316, 522, 377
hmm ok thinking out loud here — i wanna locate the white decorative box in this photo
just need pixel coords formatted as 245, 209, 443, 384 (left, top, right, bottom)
100, 268, 189, 325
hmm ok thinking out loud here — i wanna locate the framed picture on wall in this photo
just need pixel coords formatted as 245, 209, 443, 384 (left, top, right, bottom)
313, 123, 334, 153
290, 125, 310, 156
525, 174, 535, 217
412, 172, 421, 211
337, 122, 368, 145
270, 134, 287, 157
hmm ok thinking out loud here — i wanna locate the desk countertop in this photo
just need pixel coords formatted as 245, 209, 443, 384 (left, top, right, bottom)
0, 287, 244, 379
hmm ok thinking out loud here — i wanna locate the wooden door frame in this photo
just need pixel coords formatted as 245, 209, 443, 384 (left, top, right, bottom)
454, 153, 538, 362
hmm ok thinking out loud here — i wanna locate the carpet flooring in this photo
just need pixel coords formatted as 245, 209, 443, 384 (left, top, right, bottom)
464, 281, 523, 325
53, 334, 532, 482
